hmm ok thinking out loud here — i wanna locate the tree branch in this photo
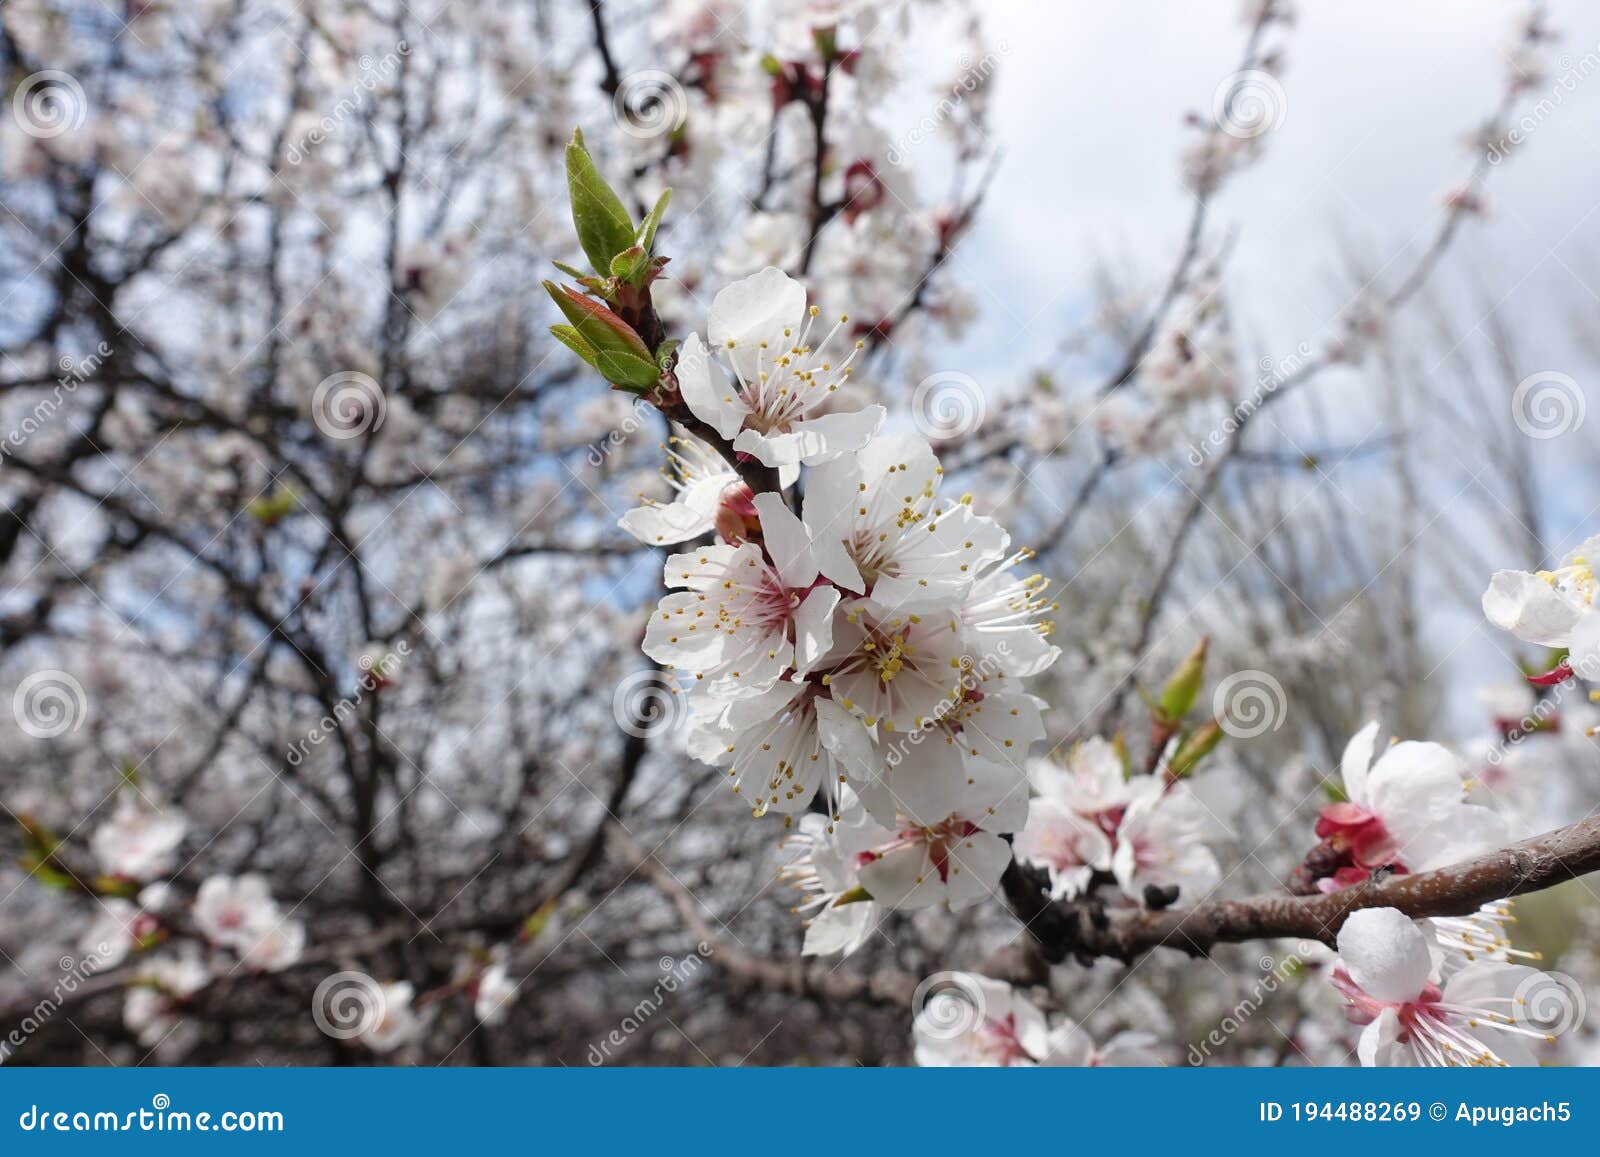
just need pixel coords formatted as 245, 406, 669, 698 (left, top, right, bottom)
1007, 813, 1600, 963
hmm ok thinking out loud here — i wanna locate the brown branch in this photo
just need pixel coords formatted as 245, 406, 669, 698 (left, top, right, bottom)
1006, 813, 1600, 964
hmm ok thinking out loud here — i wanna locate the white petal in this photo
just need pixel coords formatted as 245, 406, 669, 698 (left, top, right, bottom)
1357, 1008, 1407, 1067
801, 451, 861, 526
732, 427, 797, 469
793, 586, 840, 676
815, 695, 878, 783
1096, 1032, 1165, 1066
942, 832, 1013, 910
1567, 611, 1600, 679
859, 844, 941, 909
1397, 805, 1508, 872
674, 332, 746, 439
752, 492, 817, 588
781, 405, 886, 463
958, 758, 1030, 835
1337, 908, 1434, 1004
1366, 740, 1466, 827
875, 734, 968, 828
707, 266, 806, 383
1340, 720, 1381, 805
801, 901, 877, 957
1042, 1019, 1095, 1066
810, 524, 865, 594
1482, 569, 1584, 647
958, 692, 1044, 771
643, 591, 729, 669
618, 501, 712, 546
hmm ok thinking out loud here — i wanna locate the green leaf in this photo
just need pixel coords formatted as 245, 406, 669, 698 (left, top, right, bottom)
23, 857, 77, 891
654, 339, 679, 370
95, 874, 142, 900
543, 280, 651, 360
247, 486, 299, 526
549, 324, 598, 367
608, 245, 650, 283
552, 260, 589, 280
520, 898, 557, 942
594, 349, 663, 390
637, 188, 672, 253
565, 128, 637, 275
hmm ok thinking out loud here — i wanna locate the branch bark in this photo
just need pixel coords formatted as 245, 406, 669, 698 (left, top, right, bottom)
1006, 813, 1600, 963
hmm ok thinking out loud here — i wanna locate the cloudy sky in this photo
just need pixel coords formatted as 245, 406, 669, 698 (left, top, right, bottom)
867, 1, 1600, 729
933, 0, 1600, 379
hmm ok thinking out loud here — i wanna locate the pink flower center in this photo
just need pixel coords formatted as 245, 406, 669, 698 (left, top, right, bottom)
976, 1013, 1033, 1066
714, 485, 759, 543
1331, 965, 1445, 1041
921, 818, 981, 883
1315, 802, 1401, 870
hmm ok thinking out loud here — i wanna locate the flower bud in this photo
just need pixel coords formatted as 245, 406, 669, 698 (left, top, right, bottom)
1167, 720, 1223, 779
1158, 635, 1210, 721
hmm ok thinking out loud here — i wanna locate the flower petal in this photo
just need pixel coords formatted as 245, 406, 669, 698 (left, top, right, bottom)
707, 266, 807, 383
675, 332, 747, 439
1340, 720, 1381, 806
1337, 907, 1434, 1005
753, 492, 817, 589
1482, 569, 1585, 647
